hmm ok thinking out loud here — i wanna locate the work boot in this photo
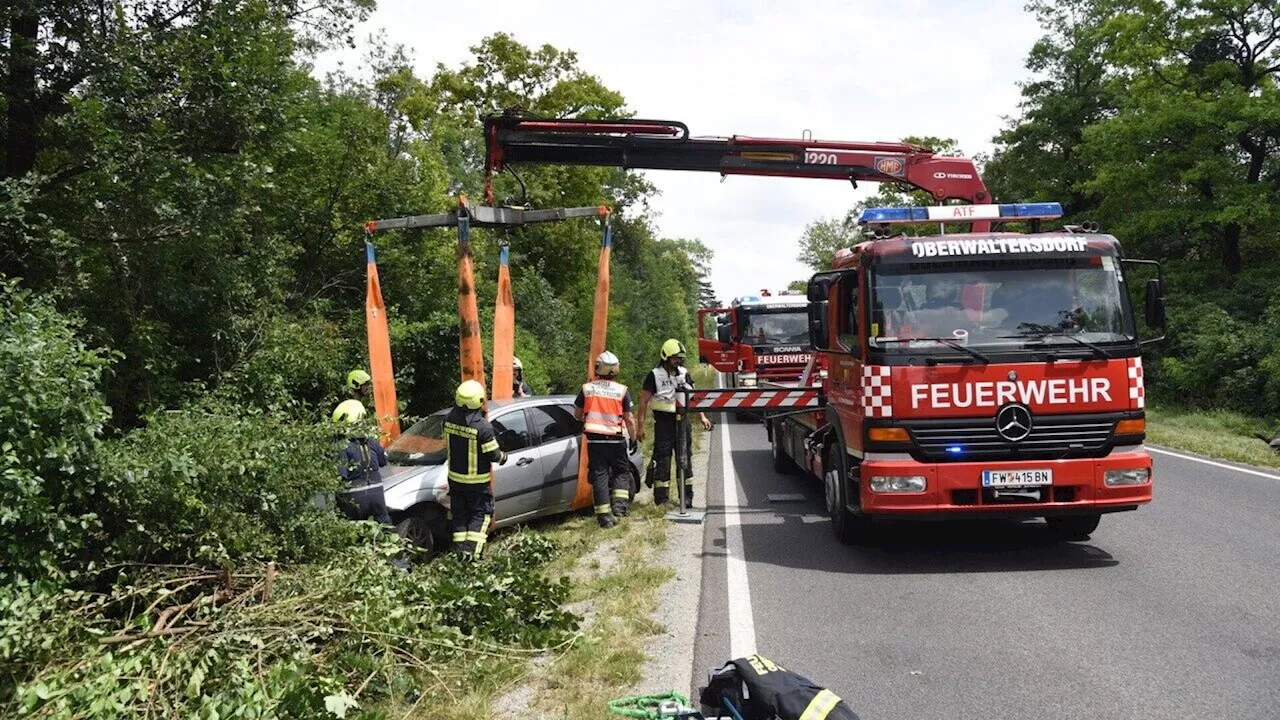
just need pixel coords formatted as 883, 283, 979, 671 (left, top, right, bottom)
598, 514, 618, 529
612, 501, 629, 517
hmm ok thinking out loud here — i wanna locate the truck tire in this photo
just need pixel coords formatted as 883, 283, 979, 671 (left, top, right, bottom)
395, 504, 451, 553
771, 420, 798, 474
824, 436, 873, 545
1045, 513, 1101, 540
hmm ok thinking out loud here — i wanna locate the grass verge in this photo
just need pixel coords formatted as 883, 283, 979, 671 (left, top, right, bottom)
1147, 405, 1280, 469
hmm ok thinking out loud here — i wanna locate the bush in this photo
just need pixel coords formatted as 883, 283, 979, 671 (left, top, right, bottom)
100, 397, 352, 566
0, 282, 116, 581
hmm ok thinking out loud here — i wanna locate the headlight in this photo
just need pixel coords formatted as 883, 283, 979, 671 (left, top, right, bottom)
1104, 468, 1150, 486
739, 372, 758, 387
868, 475, 927, 493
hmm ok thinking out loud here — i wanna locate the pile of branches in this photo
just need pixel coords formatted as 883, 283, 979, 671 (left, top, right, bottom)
2, 532, 579, 719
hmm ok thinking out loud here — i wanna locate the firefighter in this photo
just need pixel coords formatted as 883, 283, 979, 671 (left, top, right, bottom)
333, 368, 373, 423
512, 357, 533, 397
574, 351, 638, 528
636, 339, 713, 507
332, 401, 391, 526
444, 379, 508, 560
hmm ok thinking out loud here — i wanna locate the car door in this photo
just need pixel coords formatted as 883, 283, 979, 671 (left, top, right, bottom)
526, 403, 582, 514
489, 408, 542, 525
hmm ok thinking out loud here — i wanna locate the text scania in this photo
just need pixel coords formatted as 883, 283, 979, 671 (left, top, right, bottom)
911, 238, 1088, 257
910, 378, 1113, 409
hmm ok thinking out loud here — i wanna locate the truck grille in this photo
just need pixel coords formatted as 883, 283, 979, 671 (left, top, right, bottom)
756, 364, 808, 380
903, 414, 1122, 462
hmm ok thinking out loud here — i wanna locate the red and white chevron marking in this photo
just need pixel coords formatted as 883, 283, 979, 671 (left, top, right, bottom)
686, 389, 820, 411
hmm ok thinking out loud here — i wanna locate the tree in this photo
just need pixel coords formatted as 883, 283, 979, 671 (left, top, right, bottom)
797, 216, 860, 272
985, 0, 1114, 214
1083, 0, 1280, 275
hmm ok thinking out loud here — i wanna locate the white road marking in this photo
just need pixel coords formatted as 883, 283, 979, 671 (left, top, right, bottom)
1149, 446, 1280, 481
721, 416, 758, 659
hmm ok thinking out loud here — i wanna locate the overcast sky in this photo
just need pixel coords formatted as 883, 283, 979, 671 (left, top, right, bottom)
316, 0, 1043, 302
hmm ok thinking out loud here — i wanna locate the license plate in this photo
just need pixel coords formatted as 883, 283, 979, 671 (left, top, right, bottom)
981, 469, 1053, 488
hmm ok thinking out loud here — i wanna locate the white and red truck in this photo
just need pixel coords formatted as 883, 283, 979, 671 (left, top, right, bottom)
481, 115, 1166, 541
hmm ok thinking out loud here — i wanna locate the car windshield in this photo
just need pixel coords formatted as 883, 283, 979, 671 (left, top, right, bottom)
740, 308, 809, 345
869, 256, 1134, 352
386, 411, 447, 465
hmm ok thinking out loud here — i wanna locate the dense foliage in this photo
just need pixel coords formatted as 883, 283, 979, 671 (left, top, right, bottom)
797, 1, 1280, 416
1, 2, 710, 716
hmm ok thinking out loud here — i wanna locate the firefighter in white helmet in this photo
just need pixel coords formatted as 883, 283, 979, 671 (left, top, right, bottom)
444, 379, 508, 560
636, 339, 712, 507
574, 351, 637, 527
512, 357, 533, 397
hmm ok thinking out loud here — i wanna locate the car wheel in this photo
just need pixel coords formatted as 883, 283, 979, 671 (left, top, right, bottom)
395, 504, 451, 552
825, 435, 872, 545
1045, 514, 1101, 540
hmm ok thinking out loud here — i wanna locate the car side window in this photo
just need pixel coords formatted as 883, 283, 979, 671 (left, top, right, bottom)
527, 405, 578, 445
558, 403, 585, 435
491, 410, 531, 452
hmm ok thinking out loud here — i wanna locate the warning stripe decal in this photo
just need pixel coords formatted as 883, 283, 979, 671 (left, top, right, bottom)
687, 389, 820, 410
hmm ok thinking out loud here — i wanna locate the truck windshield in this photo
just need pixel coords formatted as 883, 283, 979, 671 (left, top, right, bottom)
739, 308, 809, 345
868, 256, 1134, 352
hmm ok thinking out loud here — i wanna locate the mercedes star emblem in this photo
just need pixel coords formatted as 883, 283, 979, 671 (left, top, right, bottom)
995, 403, 1033, 442
1007, 370, 1018, 381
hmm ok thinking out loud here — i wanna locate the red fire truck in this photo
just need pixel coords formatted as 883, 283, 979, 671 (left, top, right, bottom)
482, 115, 1167, 542
761, 202, 1164, 541
699, 291, 814, 418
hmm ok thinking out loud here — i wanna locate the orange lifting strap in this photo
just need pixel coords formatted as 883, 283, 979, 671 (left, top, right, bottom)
491, 242, 515, 400
571, 217, 613, 510
364, 238, 401, 445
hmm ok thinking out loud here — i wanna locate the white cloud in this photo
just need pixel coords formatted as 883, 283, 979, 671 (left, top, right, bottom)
315, 0, 1041, 300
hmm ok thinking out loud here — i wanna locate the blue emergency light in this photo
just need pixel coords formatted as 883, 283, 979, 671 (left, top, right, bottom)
857, 202, 1064, 226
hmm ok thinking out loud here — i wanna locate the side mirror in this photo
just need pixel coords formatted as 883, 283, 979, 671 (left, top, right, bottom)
1144, 278, 1166, 329
717, 323, 732, 343
809, 300, 830, 349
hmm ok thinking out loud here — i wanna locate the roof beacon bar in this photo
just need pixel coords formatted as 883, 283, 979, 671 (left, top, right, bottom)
857, 202, 1064, 226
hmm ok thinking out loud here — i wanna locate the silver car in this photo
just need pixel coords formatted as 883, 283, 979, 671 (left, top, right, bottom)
382, 395, 645, 551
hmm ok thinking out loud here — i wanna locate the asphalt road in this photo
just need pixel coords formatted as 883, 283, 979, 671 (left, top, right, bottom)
691, 418, 1280, 720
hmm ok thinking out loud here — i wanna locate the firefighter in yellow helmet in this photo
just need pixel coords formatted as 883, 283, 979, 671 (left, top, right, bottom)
444, 379, 507, 560
636, 339, 712, 507
512, 357, 533, 397
333, 369, 372, 426
573, 351, 637, 528
331, 400, 391, 526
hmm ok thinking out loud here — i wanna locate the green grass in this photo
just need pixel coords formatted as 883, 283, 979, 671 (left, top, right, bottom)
528, 504, 673, 720
1147, 405, 1280, 469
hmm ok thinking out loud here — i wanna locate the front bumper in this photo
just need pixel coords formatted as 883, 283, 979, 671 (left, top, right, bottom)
858, 447, 1152, 517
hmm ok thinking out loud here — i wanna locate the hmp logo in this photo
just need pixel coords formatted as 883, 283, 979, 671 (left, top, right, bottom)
996, 403, 1033, 442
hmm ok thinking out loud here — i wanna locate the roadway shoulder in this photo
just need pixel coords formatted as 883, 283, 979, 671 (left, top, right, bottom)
636, 425, 711, 701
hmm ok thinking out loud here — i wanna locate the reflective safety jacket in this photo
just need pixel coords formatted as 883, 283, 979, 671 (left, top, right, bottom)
699, 654, 860, 720
444, 406, 505, 484
644, 364, 691, 414
580, 380, 629, 436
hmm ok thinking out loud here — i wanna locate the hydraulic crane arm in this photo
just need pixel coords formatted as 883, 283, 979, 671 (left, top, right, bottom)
483, 115, 993, 226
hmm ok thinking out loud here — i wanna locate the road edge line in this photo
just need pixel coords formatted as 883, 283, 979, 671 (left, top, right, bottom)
1148, 445, 1280, 481
721, 417, 758, 659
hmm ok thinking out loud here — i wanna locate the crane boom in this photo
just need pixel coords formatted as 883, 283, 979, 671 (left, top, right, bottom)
483, 114, 993, 231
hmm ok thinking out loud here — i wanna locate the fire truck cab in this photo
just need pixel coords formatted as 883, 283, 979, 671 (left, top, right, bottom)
770, 201, 1167, 543
700, 291, 814, 389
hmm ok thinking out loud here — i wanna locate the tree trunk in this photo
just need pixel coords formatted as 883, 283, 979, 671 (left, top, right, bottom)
1223, 222, 1243, 275
5, 8, 41, 179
